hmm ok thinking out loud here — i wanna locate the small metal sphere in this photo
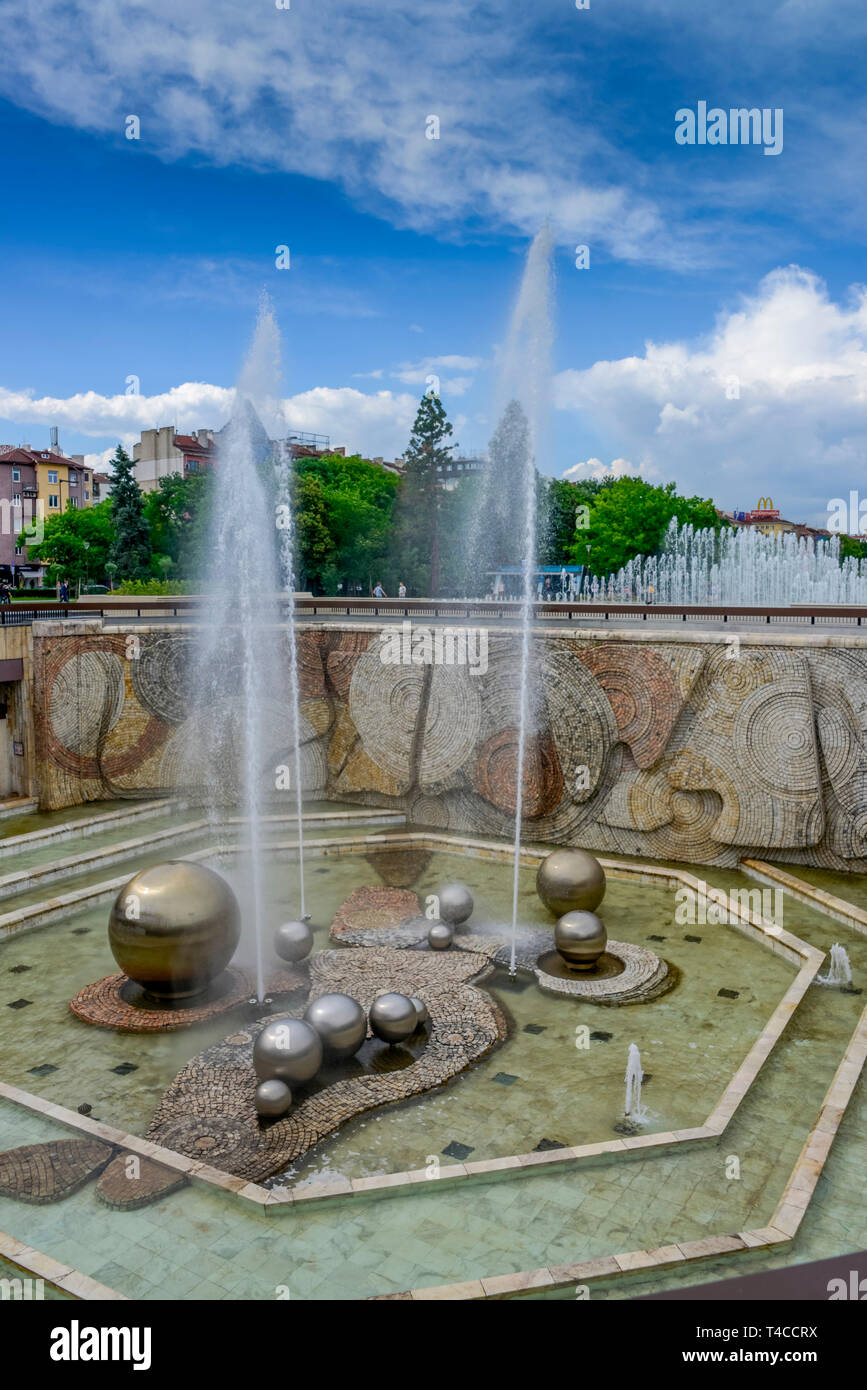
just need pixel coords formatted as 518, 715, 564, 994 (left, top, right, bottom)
428, 921, 453, 951
304, 993, 366, 1060
255, 1079, 292, 1117
554, 910, 607, 970
108, 860, 240, 999
369, 992, 418, 1044
274, 919, 313, 963
537, 848, 606, 918
409, 996, 429, 1026
253, 1017, 323, 1084
437, 882, 474, 926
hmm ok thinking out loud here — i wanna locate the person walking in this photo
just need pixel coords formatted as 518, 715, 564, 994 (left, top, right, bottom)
398, 581, 407, 598
373, 581, 387, 597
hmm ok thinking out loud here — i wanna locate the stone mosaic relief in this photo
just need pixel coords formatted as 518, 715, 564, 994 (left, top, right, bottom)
31, 626, 867, 871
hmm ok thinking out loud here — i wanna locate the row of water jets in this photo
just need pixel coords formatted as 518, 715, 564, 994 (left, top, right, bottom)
587, 518, 867, 607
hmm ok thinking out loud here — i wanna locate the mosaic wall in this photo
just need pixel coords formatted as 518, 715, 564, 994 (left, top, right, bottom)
31, 621, 867, 871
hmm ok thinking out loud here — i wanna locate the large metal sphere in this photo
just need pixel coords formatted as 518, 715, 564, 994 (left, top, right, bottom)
554, 911, 607, 970
536, 848, 606, 918
409, 996, 429, 1026
428, 922, 453, 951
437, 882, 474, 926
274, 920, 313, 963
369, 993, 417, 1044
108, 860, 240, 999
304, 993, 366, 1061
253, 1017, 323, 1085
255, 1079, 292, 1117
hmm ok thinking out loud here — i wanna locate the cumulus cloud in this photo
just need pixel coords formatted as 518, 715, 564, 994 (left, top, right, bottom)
0, 382, 421, 461
554, 266, 867, 527
562, 457, 650, 481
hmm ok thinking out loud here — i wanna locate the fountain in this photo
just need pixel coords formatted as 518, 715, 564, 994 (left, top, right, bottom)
191, 298, 307, 1000
492, 227, 554, 974
592, 517, 867, 606
818, 943, 853, 988
624, 1042, 648, 1125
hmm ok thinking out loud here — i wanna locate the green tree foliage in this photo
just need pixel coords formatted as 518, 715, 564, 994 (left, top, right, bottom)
392, 394, 456, 595
294, 453, 399, 594
569, 477, 727, 576
143, 472, 212, 578
108, 445, 152, 581
20, 499, 114, 587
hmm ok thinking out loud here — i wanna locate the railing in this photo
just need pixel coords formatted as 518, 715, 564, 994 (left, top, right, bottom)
0, 597, 865, 626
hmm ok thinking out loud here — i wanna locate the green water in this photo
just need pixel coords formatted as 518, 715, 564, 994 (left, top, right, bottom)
0, 824, 863, 1300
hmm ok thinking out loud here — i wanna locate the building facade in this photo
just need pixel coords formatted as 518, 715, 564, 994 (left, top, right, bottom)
0, 432, 97, 585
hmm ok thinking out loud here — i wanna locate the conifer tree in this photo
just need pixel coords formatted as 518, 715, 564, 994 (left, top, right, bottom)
108, 444, 152, 581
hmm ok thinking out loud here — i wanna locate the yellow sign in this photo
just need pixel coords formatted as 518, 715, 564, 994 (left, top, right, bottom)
756, 496, 774, 510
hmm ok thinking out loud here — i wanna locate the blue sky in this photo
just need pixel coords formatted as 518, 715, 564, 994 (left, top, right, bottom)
1, 0, 867, 526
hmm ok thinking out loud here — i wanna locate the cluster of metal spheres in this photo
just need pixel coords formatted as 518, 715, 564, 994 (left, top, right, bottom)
426, 882, 474, 951
253, 989, 429, 1118
536, 847, 608, 971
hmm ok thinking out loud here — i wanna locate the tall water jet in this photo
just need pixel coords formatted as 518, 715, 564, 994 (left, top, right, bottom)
190, 298, 305, 1000
493, 228, 554, 974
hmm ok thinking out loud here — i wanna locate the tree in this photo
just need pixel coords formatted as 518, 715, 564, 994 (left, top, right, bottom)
108, 445, 151, 581
293, 453, 399, 594
21, 499, 114, 587
393, 393, 456, 595
569, 477, 727, 576
143, 471, 211, 578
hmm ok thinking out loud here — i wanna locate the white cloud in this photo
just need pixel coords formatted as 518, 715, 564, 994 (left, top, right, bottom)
0, 0, 688, 266
554, 266, 867, 525
562, 457, 648, 481
0, 381, 420, 462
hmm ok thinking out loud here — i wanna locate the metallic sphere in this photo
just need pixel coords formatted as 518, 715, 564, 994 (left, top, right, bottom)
274, 919, 314, 964
409, 996, 429, 1026
369, 993, 418, 1044
255, 1079, 292, 1117
437, 882, 474, 926
554, 911, 607, 971
304, 993, 366, 1061
253, 1017, 323, 1085
428, 921, 453, 951
536, 848, 606, 918
108, 860, 240, 999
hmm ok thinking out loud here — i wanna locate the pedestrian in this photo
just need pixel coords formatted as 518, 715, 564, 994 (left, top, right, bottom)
398, 581, 407, 598
373, 581, 387, 597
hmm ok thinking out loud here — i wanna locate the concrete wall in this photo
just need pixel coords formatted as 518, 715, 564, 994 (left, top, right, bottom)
0, 626, 38, 799
26, 618, 867, 871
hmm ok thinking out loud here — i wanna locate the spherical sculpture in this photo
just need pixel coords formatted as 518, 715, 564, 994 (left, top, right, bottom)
428, 922, 453, 951
369, 993, 417, 1045
255, 1079, 292, 1117
274, 919, 313, 964
554, 911, 607, 971
304, 993, 366, 1061
108, 860, 241, 999
410, 996, 429, 1026
253, 1017, 323, 1085
536, 848, 606, 918
437, 882, 474, 926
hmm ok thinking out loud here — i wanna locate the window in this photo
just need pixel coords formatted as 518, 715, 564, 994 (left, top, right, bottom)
85, 490, 90, 501
186, 458, 199, 473
49, 495, 59, 509
84, 472, 90, 482
69, 473, 77, 486
11, 468, 19, 482
12, 493, 20, 506
69, 497, 78, 509
47, 470, 58, 484
14, 546, 22, 556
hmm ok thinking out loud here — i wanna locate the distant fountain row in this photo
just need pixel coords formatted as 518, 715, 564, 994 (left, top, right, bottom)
581, 518, 867, 607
